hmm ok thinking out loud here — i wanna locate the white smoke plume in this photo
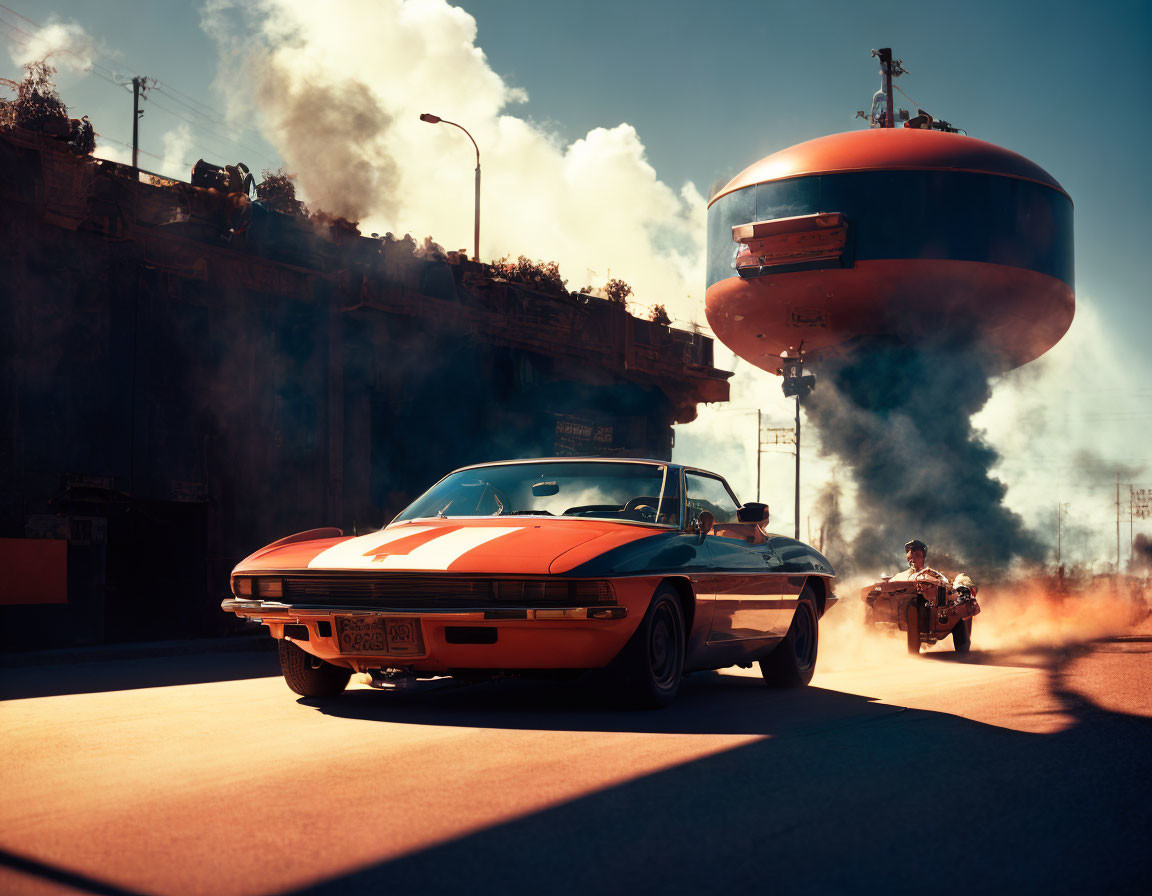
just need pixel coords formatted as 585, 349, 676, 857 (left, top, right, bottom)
8, 17, 103, 73
200, 0, 705, 323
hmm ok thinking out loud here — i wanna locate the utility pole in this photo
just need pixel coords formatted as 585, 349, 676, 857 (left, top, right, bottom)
777, 351, 813, 541
759, 421, 796, 516
131, 76, 147, 172
756, 409, 761, 502
794, 395, 801, 540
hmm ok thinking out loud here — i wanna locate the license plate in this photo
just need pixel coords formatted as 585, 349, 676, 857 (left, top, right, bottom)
336, 616, 424, 656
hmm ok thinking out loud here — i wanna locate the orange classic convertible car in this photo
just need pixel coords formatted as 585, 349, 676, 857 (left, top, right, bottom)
223, 458, 837, 706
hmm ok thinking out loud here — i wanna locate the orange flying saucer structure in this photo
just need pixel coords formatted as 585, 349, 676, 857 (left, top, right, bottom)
705, 56, 1074, 375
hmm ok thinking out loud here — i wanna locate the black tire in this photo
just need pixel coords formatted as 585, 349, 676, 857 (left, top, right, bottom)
278, 639, 352, 698
759, 590, 819, 687
613, 586, 686, 708
905, 600, 921, 655
952, 617, 972, 654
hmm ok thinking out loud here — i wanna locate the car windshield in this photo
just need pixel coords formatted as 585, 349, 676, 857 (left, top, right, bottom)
393, 461, 679, 527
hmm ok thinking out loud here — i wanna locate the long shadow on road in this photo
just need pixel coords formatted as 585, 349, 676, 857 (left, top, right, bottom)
291, 641, 1152, 896
311, 669, 905, 737
0, 646, 279, 700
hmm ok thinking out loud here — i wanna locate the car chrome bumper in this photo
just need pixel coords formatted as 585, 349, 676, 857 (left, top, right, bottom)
220, 598, 627, 621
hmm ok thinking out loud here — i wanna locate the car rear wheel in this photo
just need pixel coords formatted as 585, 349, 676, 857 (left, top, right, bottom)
278, 639, 352, 698
952, 617, 972, 654
759, 589, 819, 687
905, 600, 921, 655
614, 586, 685, 708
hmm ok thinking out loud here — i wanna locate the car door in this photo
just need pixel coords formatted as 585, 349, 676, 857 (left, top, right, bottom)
684, 471, 791, 643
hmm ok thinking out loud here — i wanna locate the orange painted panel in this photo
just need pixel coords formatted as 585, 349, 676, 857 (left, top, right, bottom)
236, 518, 660, 575
0, 538, 68, 605
706, 259, 1074, 373
710, 129, 1067, 206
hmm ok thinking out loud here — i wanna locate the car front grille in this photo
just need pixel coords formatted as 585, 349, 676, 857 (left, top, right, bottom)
277, 575, 612, 608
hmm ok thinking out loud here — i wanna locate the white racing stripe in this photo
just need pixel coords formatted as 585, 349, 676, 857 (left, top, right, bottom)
306, 526, 435, 569
372, 527, 521, 570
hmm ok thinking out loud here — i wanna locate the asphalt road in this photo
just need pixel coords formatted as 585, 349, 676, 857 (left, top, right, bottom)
2, 620, 1150, 896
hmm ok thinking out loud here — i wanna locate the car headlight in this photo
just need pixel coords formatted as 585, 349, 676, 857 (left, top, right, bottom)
255, 578, 283, 599
233, 576, 253, 597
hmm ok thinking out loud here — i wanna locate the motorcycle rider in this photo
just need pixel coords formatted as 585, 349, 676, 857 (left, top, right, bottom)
888, 538, 929, 581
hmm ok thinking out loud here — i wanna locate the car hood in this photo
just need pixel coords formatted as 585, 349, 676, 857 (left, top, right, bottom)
234, 518, 661, 576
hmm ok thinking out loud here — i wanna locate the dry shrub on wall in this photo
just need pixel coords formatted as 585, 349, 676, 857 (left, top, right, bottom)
3, 61, 67, 133
494, 255, 568, 296
604, 278, 633, 305
1, 61, 94, 154
256, 168, 309, 216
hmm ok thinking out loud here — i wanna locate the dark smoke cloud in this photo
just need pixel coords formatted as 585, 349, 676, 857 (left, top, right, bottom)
1070, 449, 1146, 483
804, 337, 1045, 577
252, 77, 398, 222
811, 481, 855, 579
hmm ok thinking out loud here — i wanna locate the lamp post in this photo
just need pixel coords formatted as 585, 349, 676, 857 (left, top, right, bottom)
420, 113, 480, 261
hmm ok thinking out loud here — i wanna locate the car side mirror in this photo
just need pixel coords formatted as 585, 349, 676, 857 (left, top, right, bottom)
694, 510, 714, 540
737, 502, 768, 523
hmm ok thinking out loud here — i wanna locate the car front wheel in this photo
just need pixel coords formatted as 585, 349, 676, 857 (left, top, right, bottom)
278, 639, 352, 698
760, 589, 819, 687
614, 586, 685, 708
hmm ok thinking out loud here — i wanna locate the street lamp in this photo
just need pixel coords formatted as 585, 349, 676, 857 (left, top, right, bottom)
420, 113, 480, 262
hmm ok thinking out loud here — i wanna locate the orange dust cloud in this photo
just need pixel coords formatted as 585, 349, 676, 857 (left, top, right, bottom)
960, 578, 1150, 652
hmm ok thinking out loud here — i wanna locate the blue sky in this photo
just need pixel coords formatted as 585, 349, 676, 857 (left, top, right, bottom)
4, 0, 1149, 567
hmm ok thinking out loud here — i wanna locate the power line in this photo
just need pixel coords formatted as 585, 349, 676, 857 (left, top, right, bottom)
0, 12, 32, 41
153, 79, 225, 120
150, 84, 230, 128
145, 90, 276, 165
0, 3, 279, 172
144, 97, 278, 168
